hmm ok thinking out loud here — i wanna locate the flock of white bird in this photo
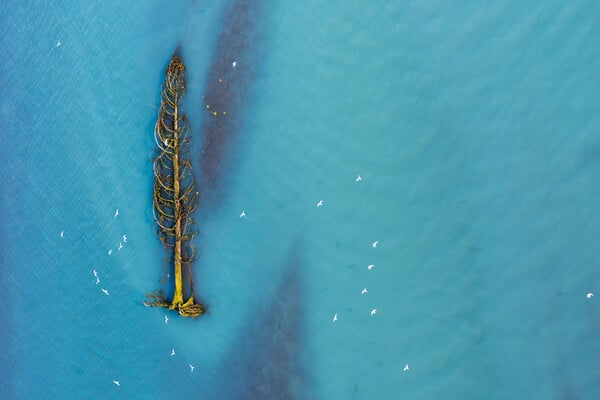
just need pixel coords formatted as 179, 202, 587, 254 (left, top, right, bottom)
321, 175, 398, 370
320, 177, 380, 322
59, 206, 199, 388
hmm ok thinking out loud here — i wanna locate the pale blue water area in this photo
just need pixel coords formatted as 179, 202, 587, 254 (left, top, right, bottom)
1, 1, 600, 399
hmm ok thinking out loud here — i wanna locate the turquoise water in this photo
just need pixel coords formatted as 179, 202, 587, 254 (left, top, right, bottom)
1, 1, 600, 398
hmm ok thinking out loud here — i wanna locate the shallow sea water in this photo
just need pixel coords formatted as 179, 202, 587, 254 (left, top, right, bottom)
1, 1, 599, 399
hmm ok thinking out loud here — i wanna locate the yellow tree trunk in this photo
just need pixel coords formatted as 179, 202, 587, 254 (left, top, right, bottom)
170, 87, 183, 308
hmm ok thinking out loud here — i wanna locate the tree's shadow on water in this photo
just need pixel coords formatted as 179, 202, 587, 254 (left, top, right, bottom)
191, 2, 314, 397
198, 0, 265, 213
217, 243, 312, 399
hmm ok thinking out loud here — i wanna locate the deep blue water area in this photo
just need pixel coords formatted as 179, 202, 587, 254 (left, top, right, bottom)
1, 1, 599, 399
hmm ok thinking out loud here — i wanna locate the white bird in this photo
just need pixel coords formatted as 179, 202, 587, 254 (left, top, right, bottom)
232, 61, 237, 68
93, 269, 98, 277
240, 210, 246, 218
60, 230, 65, 238
56, 40, 62, 47
123, 234, 127, 243
370, 309, 377, 316
355, 175, 362, 182
108, 249, 113, 255
367, 264, 375, 270
317, 200, 324, 208
361, 288, 368, 295
114, 208, 119, 218
170, 348, 175, 357
96, 277, 100, 285
403, 364, 409, 372
587, 292, 594, 299
118, 242, 123, 251
113, 380, 120, 386
189, 364, 195, 373
101, 288, 110, 296
332, 313, 338, 323
164, 315, 169, 324
372, 240, 378, 248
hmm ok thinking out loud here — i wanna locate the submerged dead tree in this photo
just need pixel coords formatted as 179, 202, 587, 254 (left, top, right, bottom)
145, 52, 205, 318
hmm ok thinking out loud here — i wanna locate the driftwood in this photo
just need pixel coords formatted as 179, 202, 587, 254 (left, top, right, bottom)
145, 52, 205, 318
